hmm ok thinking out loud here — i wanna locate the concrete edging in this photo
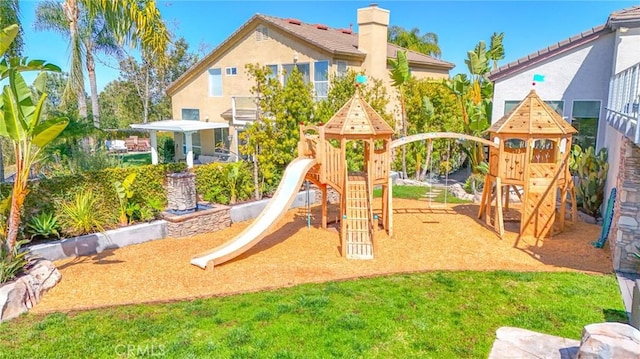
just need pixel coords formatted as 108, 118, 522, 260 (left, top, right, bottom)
27, 220, 168, 261
27, 189, 320, 262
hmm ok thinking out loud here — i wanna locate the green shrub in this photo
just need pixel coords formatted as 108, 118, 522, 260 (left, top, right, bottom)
58, 191, 111, 236
27, 212, 60, 240
0, 240, 30, 284
194, 162, 254, 205
157, 134, 175, 163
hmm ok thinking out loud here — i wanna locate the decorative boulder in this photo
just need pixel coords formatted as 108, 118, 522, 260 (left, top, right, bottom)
0, 259, 61, 322
577, 322, 640, 359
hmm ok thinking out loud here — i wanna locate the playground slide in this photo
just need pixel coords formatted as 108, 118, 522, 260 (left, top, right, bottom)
191, 157, 317, 269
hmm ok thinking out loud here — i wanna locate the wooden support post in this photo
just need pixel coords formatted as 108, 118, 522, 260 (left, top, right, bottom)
322, 185, 327, 229
478, 175, 492, 219
495, 177, 504, 237
504, 185, 510, 209
559, 184, 567, 231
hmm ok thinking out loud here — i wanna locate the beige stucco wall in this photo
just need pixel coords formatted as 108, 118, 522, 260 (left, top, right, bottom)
170, 17, 451, 156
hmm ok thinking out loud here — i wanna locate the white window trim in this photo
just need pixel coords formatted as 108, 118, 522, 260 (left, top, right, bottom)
181, 108, 200, 121
225, 67, 237, 76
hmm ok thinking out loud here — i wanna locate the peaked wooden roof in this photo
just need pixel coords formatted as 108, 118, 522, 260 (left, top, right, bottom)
488, 90, 577, 135
323, 93, 394, 137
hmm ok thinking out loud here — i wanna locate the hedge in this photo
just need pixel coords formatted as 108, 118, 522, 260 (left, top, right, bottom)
193, 161, 254, 205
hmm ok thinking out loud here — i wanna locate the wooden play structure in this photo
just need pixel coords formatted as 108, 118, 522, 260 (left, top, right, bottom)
298, 93, 394, 259
478, 90, 578, 238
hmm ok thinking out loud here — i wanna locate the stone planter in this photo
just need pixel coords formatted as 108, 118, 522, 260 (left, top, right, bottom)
162, 203, 231, 238
0, 259, 61, 322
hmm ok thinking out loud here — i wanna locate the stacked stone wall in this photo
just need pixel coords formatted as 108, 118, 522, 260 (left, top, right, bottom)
610, 138, 640, 273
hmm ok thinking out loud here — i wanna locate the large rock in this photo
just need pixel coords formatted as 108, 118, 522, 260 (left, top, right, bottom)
488, 327, 579, 359
0, 259, 61, 322
577, 322, 640, 359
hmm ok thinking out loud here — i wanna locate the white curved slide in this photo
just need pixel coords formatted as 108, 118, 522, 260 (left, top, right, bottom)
191, 158, 317, 269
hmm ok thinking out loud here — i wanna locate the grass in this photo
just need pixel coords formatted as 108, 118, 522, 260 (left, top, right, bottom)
374, 185, 471, 203
0, 271, 624, 358
115, 152, 152, 167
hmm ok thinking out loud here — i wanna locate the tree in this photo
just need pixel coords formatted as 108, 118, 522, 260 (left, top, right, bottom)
99, 79, 143, 128
35, 0, 170, 127
389, 50, 411, 178
388, 25, 441, 58
118, 37, 198, 124
0, 25, 68, 255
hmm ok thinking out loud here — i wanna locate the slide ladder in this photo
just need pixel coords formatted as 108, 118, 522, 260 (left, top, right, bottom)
345, 174, 373, 259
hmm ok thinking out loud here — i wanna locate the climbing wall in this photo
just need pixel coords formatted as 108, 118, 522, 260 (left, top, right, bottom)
345, 175, 373, 259
522, 164, 558, 238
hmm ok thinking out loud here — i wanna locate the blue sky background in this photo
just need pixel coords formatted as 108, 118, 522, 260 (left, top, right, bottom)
18, 0, 639, 92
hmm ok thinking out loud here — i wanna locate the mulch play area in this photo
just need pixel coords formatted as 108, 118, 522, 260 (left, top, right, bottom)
32, 198, 612, 314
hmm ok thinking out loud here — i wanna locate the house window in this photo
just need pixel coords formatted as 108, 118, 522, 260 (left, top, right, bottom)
214, 127, 230, 149
571, 100, 600, 149
266, 64, 278, 81
256, 26, 269, 41
336, 60, 348, 77
225, 67, 237, 76
314, 60, 329, 100
282, 63, 310, 85
181, 108, 199, 121
504, 100, 563, 115
208, 68, 222, 97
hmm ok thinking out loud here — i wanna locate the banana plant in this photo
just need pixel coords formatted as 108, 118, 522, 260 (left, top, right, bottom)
573, 146, 608, 218
0, 24, 67, 258
114, 172, 137, 225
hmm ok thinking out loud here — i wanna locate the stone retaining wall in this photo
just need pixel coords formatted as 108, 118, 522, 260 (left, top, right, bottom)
610, 138, 640, 274
162, 203, 231, 238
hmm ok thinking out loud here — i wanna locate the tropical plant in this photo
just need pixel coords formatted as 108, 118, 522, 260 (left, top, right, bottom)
27, 212, 60, 240
0, 25, 68, 256
0, 1, 24, 183
114, 172, 136, 225
445, 33, 504, 174
573, 145, 609, 218
389, 50, 410, 178
0, 239, 29, 284
58, 190, 108, 236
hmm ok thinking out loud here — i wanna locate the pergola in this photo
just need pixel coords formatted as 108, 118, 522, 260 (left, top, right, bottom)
130, 120, 229, 168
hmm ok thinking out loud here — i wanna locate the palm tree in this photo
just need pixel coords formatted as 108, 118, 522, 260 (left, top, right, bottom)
36, 1, 120, 128
35, 0, 170, 128
388, 26, 441, 58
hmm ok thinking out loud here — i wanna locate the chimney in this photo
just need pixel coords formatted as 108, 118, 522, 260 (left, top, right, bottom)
357, 4, 390, 82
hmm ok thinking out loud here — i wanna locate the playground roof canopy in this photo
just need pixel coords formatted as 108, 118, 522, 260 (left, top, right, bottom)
323, 93, 394, 138
488, 90, 578, 136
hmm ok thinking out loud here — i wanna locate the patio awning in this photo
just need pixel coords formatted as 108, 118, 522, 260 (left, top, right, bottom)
130, 120, 228, 132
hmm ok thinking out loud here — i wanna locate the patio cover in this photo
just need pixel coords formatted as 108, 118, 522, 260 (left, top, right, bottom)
130, 120, 228, 132
130, 120, 229, 168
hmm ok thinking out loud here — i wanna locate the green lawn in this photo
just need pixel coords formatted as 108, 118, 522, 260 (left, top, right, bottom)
374, 185, 471, 203
117, 152, 152, 167
0, 271, 624, 358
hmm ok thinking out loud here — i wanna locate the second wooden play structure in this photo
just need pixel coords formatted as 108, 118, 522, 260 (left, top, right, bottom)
479, 89, 578, 238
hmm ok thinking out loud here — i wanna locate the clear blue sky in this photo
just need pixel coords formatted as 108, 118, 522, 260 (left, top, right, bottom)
18, 0, 639, 92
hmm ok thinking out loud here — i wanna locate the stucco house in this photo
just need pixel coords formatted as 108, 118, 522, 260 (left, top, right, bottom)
488, 6, 640, 273
151, 4, 453, 167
